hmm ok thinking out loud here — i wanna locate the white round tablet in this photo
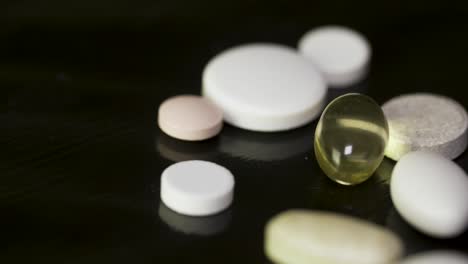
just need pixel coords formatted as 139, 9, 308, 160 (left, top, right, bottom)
160, 160, 234, 216
382, 93, 468, 160
202, 43, 326, 132
158, 95, 223, 141
298, 26, 371, 87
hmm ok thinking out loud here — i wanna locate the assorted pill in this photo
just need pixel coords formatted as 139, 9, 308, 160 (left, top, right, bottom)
391, 151, 468, 238
154, 25, 467, 259
264, 210, 403, 264
298, 26, 370, 87
203, 43, 326, 132
383, 93, 468, 160
158, 95, 223, 141
314, 93, 389, 185
160, 160, 234, 216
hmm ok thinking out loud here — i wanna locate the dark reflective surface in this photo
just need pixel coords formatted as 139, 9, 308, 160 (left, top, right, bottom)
158, 203, 232, 236
156, 131, 220, 162
219, 123, 315, 162
2, 1, 468, 263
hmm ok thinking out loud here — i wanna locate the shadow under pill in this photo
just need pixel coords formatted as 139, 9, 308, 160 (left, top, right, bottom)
308, 160, 394, 224
385, 208, 435, 254
155, 131, 220, 162
158, 202, 232, 236
218, 123, 316, 162
374, 157, 396, 185
385, 207, 468, 254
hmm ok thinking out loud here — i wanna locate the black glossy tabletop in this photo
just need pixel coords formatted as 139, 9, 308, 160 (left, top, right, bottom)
1, 1, 468, 263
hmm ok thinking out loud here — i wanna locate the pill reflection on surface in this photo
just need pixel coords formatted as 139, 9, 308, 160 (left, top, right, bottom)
158, 202, 231, 236
400, 251, 468, 264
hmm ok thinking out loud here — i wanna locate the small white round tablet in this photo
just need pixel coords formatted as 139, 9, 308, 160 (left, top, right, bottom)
160, 160, 234, 216
298, 26, 371, 87
383, 93, 468, 160
203, 43, 326, 132
158, 95, 223, 141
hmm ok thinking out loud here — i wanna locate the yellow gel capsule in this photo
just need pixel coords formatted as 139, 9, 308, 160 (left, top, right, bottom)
314, 93, 389, 185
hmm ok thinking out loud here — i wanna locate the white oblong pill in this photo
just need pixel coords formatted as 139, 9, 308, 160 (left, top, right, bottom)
383, 93, 468, 161
160, 160, 234, 216
400, 251, 468, 264
298, 26, 371, 87
203, 43, 326, 132
264, 210, 403, 264
391, 151, 468, 238
158, 95, 223, 141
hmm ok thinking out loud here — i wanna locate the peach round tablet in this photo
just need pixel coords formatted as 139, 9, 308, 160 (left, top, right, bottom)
158, 95, 223, 141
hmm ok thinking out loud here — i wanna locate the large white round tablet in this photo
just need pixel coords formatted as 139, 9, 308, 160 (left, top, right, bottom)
265, 210, 403, 264
160, 160, 234, 216
298, 26, 371, 87
383, 93, 468, 161
391, 151, 468, 238
400, 251, 468, 264
202, 44, 326, 132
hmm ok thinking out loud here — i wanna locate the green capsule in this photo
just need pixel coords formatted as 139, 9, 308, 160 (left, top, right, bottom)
314, 94, 389, 185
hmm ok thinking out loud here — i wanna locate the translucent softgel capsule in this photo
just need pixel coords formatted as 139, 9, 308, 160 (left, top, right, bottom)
314, 93, 389, 185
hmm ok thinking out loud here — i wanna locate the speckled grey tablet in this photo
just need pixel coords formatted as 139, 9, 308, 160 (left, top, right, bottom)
382, 93, 468, 160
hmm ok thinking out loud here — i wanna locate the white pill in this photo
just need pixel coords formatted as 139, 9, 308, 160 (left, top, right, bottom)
158, 95, 223, 141
203, 43, 326, 132
160, 160, 234, 216
400, 251, 468, 264
391, 151, 468, 238
383, 93, 468, 160
265, 210, 403, 264
298, 26, 371, 87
